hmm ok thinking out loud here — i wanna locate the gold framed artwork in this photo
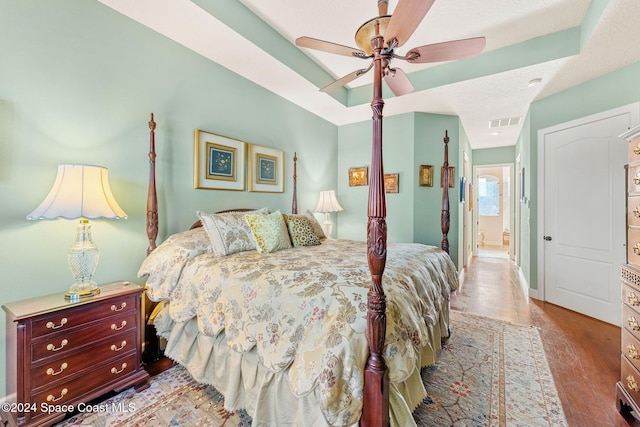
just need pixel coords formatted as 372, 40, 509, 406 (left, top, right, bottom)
384, 173, 399, 193
440, 166, 455, 188
248, 144, 284, 193
194, 129, 246, 191
419, 165, 433, 187
349, 167, 368, 186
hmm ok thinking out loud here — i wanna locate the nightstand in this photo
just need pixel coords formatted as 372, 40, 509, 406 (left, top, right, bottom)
2, 281, 149, 427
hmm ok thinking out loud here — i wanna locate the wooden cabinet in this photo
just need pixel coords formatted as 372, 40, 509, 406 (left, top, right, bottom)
618, 124, 640, 419
2, 282, 149, 426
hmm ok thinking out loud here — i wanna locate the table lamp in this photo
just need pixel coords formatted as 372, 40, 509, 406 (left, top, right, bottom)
26, 164, 127, 300
315, 190, 343, 238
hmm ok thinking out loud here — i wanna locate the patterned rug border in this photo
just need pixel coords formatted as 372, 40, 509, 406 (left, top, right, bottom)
57, 311, 567, 427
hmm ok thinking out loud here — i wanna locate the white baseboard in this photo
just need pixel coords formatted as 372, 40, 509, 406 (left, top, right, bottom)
517, 267, 539, 300
458, 268, 465, 288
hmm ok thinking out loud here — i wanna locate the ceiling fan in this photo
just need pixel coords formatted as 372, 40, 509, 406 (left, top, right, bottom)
295, 0, 486, 96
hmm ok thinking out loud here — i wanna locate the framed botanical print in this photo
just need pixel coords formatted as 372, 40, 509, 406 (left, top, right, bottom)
384, 173, 399, 193
440, 166, 455, 188
348, 167, 368, 186
194, 129, 246, 191
248, 144, 284, 193
419, 165, 433, 187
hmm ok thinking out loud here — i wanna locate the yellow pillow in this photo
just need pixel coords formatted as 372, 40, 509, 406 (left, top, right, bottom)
245, 211, 292, 253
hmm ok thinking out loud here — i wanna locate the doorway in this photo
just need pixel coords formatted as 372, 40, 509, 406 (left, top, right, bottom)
473, 163, 514, 260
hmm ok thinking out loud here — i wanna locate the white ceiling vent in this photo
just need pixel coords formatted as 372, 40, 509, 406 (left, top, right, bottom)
488, 117, 521, 129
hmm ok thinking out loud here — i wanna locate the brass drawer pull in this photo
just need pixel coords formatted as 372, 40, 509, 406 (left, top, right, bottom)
634, 144, 640, 155
46, 339, 69, 352
111, 363, 127, 374
634, 206, 640, 218
628, 292, 640, 306
46, 318, 68, 329
111, 321, 127, 331
46, 388, 68, 402
46, 362, 68, 376
111, 341, 127, 352
634, 172, 640, 186
634, 243, 640, 256
111, 302, 127, 312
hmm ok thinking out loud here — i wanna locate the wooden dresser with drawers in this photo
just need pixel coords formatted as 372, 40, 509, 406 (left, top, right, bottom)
2, 281, 149, 426
617, 124, 640, 418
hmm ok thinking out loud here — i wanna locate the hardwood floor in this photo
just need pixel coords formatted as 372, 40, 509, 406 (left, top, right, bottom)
453, 254, 640, 427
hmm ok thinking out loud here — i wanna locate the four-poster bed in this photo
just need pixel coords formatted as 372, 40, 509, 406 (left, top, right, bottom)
139, 114, 457, 427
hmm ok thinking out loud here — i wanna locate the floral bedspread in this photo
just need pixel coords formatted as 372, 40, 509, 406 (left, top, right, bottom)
139, 235, 458, 426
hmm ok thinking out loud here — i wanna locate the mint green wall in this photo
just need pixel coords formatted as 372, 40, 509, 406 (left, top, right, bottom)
337, 113, 416, 243
336, 112, 461, 266
0, 0, 337, 395
473, 146, 516, 165
414, 113, 460, 264
515, 114, 532, 287
525, 61, 640, 292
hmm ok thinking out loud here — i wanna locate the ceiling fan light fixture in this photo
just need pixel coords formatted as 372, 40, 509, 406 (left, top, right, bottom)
355, 15, 391, 55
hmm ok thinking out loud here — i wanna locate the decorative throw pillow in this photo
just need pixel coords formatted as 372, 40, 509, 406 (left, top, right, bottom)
283, 214, 321, 247
245, 210, 292, 253
198, 208, 269, 257
304, 209, 327, 240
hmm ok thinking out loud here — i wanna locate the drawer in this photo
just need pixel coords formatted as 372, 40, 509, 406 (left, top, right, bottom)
31, 294, 138, 337
629, 195, 640, 228
621, 356, 640, 407
623, 282, 640, 308
622, 303, 640, 340
630, 136, 640, 163
31, 329, 138, 389
630, 163, 640, 195
628, 228, 640, 268
622, 329, 640, 372
31, 316, 137, 363
30, 351, 139, 420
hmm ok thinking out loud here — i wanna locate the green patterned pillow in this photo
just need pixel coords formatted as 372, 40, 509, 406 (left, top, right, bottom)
245, 210, 292, 253
283, 214, 321, 247
303, 209, 327, 240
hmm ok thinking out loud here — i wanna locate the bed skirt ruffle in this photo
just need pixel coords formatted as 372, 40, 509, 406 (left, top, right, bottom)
153, 303, 449, 427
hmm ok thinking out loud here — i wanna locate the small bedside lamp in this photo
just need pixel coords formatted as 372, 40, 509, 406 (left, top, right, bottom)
26, 164, 127, 300
315, 190, 343, 238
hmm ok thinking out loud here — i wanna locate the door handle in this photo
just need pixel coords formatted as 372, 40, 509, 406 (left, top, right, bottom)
544, 236, 552, 241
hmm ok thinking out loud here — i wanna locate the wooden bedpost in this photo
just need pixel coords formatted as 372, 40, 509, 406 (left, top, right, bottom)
146, 113, 158, 255
441, 131, 450, 253
361, 30, 389, 427
292, 152, 298, 214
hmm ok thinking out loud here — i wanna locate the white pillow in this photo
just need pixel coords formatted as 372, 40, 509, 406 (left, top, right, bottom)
198, 208, 269, 256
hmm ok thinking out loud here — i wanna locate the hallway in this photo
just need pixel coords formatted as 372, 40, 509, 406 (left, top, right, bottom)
451, 255, 637, 426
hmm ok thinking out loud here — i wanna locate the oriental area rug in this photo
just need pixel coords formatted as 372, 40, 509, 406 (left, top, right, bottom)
55, 311, 567, 427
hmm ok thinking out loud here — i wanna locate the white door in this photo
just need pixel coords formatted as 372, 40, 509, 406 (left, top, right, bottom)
542, 112, 630, 325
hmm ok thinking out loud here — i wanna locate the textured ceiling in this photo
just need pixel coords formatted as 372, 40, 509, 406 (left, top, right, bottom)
99, 0, 640, 150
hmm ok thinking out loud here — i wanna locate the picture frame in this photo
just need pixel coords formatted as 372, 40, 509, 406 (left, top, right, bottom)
384, 173, 399, 193
468, 183, 473, 211
459, 176, 466, 202
248, 144, 284, 193
440, 166, 455, 188
349, 167, 368, 186
194, 129, 246, 191
419, 165, 433, 187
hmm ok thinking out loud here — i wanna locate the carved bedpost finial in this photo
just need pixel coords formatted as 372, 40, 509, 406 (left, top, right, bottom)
146, 113, 158, 255
441, 130, 450, 253
292, 152, 298, 214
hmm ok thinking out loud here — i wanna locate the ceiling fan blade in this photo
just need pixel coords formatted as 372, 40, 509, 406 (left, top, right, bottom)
384, 0, 435, 48
320, 67, 371, 92
296, 36, 368, 58
384, 67, 413, 96
406, 37, 486, 63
